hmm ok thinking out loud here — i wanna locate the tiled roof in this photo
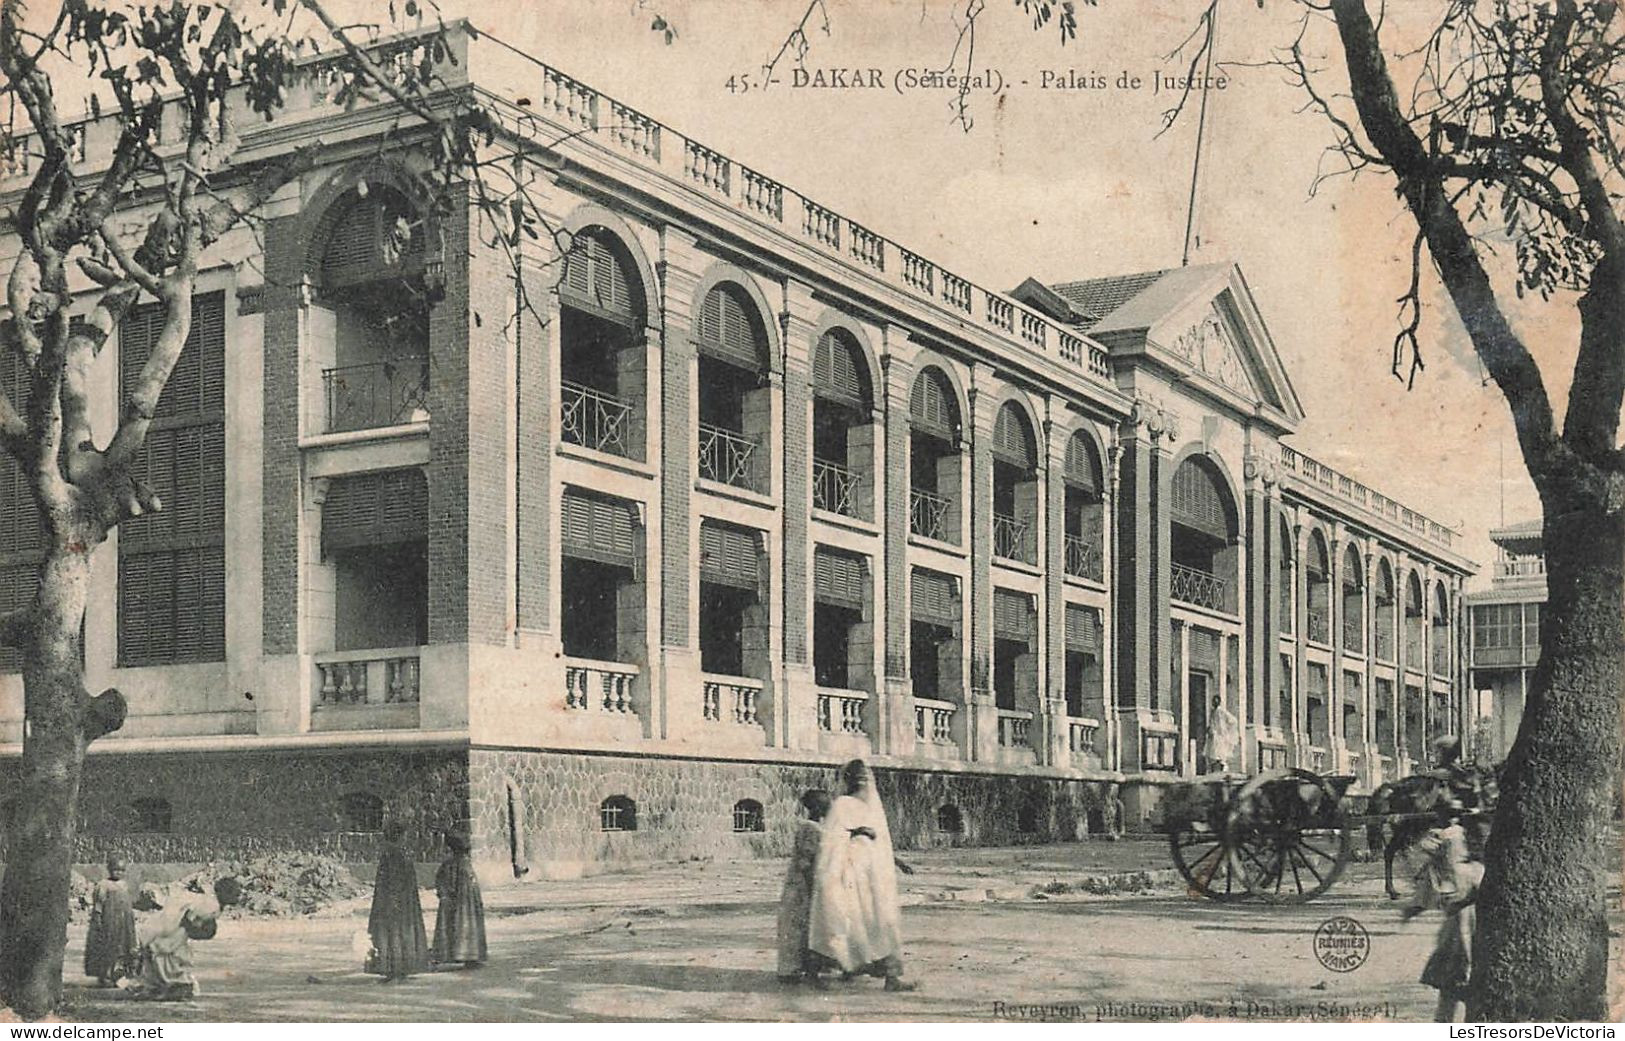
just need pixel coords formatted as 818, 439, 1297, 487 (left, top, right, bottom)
1489, 518, 1543, 541
1050, 269, 1173, 330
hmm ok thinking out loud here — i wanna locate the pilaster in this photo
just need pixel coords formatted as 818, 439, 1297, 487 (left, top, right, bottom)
967, 363, 998, 764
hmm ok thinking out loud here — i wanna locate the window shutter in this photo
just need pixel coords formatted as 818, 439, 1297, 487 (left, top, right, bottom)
1188, 628, 1220, 669
813, 548, 866, 610
322, 469, 429, 556
560, 490, 639, 568
699, 521, 762, 591
560, 231, 639, 326
992, 404, 1036, 468
321, 189, 425, 288
813, 331, 867, 409
1064, 435, 1099, 493
993, 589, 1034, 642
0, 563, 38, 671
910, 568, 959, 626
0, 341, 41, 562
1065, 604, 1100, 653
1307, 663, 1328, 696
1171, 459, 1230, 538
909, 367, 958, 440
695, 285, 765, 370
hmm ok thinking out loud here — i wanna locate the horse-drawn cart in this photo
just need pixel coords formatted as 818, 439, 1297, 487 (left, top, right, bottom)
1157, 766, 1496, 904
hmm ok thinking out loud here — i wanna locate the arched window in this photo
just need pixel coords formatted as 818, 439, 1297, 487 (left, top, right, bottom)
1342, 544, 1365, 652
1063, 432, 1104, 581
908, 367, 963, 543
1406, 571, 1426, 663
811, 329, 876, 519
320, 185, 427, 289
559, 228, 649, 460
1305, 530, 1331, 642
696, 283, 771, 491
1374, 559, 1397, 661
991, 402, 1039, 565
1169, 457, 1239, 613
1432, 583, 1451, 675
1277, 516, 1295, 635
599, 795, 638, 833
936, 804, 964, 834
339, 791, 385, 832
131, 797, 172, 834
731, 799, 765, 833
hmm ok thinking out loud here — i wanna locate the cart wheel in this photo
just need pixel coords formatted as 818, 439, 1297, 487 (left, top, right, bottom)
1235, 768, 1352, 903
1168, 821, 1260, 902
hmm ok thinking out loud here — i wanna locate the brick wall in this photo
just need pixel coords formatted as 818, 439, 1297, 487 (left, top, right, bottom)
260, 215, 305, 655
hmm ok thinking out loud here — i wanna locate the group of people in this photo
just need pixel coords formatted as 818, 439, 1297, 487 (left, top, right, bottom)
82, 827, 488, 998
775, 759, 915, 992
1408, 734, 1487, 1024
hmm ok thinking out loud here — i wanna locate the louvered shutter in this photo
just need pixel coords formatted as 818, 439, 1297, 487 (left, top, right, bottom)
0, 563, 39, 671
992, 404, 1036, 468
322, 469, 429, 556
909, 368, 956, 439
321, 190, 426, 288
813, 548, 866, 610
1171, 459, 1230, 538
560, 231, 639, 326
910, 568, 958, 625
695, 285, 765, 370
0, 339, 41, 567
813, 331, 867, 409
1188, 628, 1220, 669
560, 491, 639, 568
699, 522, 762, 591
1064, 435, 1099, 493
993, 589, 1033, 642
1065, 605, 1100, 653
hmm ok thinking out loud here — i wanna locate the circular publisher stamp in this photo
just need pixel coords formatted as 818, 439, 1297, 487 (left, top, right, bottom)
1313, 915, 1370, 973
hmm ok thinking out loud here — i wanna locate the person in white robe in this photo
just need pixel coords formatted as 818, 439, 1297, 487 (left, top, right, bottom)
1203, 693, 1240, 774
807, 759, 915, 991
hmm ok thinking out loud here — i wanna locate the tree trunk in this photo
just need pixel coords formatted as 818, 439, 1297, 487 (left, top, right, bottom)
1471, 497, 1623, 1021
0, 547, 94, 1019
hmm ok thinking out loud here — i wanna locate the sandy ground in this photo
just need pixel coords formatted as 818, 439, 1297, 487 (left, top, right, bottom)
51, 839, 1622, 1023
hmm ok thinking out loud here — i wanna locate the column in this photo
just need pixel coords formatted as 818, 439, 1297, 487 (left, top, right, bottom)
1042, 403, 1068, 768
967, 364, 998, 763
1363, 543, 1378, 780
777, 281, 817, 750
1243, 449, 1272, 771
1114, 401, 1156, 769
1103, 434, 1122, 772
1292, 514, 1310, 764
1395, 550, 1413, 768
656, 228, 703, 740
880, 334, 916, 757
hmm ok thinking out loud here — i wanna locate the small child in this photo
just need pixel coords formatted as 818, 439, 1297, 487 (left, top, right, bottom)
431, 831, 487, 968
776, 789, 831, 987
84, 856, 138, 986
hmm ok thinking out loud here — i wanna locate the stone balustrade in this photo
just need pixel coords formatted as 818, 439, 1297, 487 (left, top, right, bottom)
818, 688, 868, 735
314, 648, 421, 707
563, 657, 638, 715
702, 675, 762, 726
913, 698, 956, 745
997, 709, 1032, 748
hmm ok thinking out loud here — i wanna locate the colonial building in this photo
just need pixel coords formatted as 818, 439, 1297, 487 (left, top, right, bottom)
1465, 520, 1544, 764
0, 23, 1475, 877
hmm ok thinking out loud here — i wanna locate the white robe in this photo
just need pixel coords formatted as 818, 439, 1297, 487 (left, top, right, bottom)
807, 784, 903, 973
1204, 704, 1240, 770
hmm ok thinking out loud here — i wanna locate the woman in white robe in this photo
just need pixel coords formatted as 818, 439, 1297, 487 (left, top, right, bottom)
807, 759, 914, 991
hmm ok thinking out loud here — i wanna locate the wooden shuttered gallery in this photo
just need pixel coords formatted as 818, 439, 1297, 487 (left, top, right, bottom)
118, 293, 228, 667
699, 521, 762, 592
1171, 459, 1231, 539
321, 188, 425, 289
321, 469, 429, 558
560, 230, 641, 326
993, 589, 1035, 642
910, 568, 959, 627
812, 331, 869, 409
909, 367, 958, 440
992, 403, 1036, 469
813, 548, 866, 611
560, 490, 639, 570
0, 334, 41, 672
695, 284, 765, 370
1065, 604, 1101, 654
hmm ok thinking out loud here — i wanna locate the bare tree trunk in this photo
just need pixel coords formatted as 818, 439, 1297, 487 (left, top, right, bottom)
0, 547, 95, 1019
1472, 499, 1623, 1020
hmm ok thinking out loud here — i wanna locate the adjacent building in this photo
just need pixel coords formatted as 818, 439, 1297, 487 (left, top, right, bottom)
0, 23, 1477, 877
1466, 520, 1544, 763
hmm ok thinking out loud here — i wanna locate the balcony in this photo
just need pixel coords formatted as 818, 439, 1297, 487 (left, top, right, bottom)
913, 698, 956, 745
909, 487, 950, 542
560, 381, 634, 458
1307, 746, 1329, 772
1495, 557, 1546, 579
702, 675, 762, 725
1068, 717, 1100, 754
563, 657, 638, 715
818, 688, 868, 735
698, 423, 762, 492
812, 457, 859, 518
1064, 534, 1103, 582
993, 513, 1033, 565
323, 358, 429, 434
997, 709, 1032, 748
312, 649, 421, 731
1171, 563, 1228, 613
1258, 741, 1289, 770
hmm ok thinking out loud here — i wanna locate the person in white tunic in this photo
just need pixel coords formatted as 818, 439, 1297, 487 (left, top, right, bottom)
1202, 692, 1240, 774
807, 759, 915, 991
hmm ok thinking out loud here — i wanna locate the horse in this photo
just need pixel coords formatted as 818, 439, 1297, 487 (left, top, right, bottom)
1365, 766, 1498, 899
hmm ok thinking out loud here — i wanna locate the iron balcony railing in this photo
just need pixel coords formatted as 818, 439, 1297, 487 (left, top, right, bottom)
812, 457, 859, 517
1064, 533, 1103, 581
909, 487, 950, 541
697, 423, 762, 491
323, 357, 429, 433
1171, 563, 1228, 613
992, 512, 1033, 564
560, 380, 634, 457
